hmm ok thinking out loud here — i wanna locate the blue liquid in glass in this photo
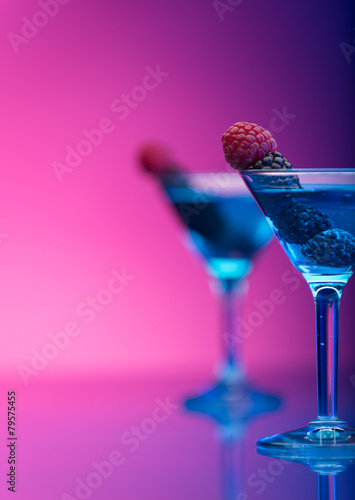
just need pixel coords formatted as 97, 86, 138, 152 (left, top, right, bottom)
252, 185, 355, 280
164, 186, 273, 280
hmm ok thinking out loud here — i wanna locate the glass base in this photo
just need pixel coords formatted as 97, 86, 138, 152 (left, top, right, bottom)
184, 380, 281, 426
257, 419, 355, 462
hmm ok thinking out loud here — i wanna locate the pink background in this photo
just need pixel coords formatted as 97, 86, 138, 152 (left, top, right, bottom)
0, 0, 354, 383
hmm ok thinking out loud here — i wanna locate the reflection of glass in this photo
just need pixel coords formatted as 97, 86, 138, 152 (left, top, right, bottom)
219, 423, 246, 500
258, 445, 355, 500
161, 172, 280, 418
186, 384, 280, 500
241, 169, 355, 458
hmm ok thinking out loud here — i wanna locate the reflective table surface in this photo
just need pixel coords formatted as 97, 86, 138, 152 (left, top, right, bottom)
2, 369, 354, 500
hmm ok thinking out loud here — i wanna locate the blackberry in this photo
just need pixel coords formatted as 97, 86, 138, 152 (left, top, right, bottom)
272, 202, 334, 244
301, 229, 355, 268
249, 152, 300, 189
256, 192, 293, 218
249, 151, 292, 170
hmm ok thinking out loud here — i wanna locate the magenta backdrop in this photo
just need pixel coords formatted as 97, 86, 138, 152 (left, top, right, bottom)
0, 0, 354, 385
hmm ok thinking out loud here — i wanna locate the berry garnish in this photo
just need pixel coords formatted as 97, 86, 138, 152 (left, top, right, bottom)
250, 151, 300, 191
222, 122, 277, 170
138, 143, 177, 174
249, 151, 292, 170
272, 202, 334, 244
257, 192, 293, 218
301, 229, 355, 268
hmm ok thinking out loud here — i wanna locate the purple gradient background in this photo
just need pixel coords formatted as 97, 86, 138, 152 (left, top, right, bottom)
0, 0, 354, 498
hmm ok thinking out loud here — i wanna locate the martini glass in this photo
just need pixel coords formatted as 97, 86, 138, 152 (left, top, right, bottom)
160, 171, 280, 419
240, 168, 355, 458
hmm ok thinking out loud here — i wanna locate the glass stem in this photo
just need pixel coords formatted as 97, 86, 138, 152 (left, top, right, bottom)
219, 278, 248, 383
309, 283, 345, 420
318, 474, 338, 500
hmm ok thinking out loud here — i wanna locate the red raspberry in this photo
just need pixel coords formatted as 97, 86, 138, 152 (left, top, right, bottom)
138, 143, 176, 174
222, 122, 277, 170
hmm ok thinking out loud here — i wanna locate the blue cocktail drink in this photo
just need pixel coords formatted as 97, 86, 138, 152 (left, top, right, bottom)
241, 169, 355, 458
164, 175, 272, 281
221, 121, 355, 458
160, 171, 279, 420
